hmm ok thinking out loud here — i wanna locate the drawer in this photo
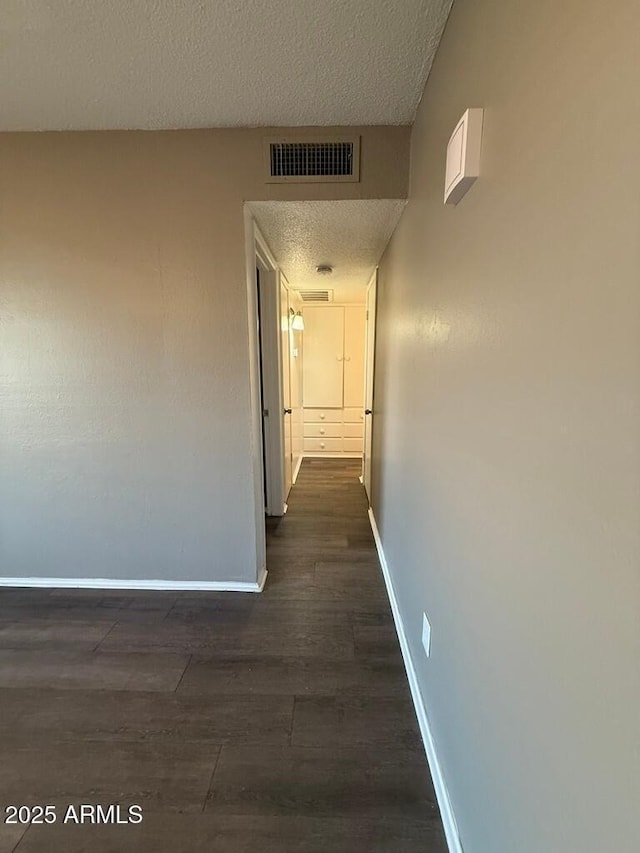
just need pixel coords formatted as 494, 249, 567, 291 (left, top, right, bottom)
343, 437, 364, 453
304, 438, 343, 453
304, 423, 342, 439
343, 407, 364, 423
304, 408, 343, 423
343, 423, 363, 439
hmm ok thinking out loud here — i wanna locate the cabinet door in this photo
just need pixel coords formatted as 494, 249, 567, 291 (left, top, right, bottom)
343, 305, 366, 408
302, 306, 344, 408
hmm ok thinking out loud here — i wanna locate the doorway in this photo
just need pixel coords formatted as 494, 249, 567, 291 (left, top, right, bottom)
245, 199, 405, 581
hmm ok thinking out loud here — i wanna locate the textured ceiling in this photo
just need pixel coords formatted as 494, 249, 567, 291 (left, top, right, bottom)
0, 0, 453, 131
248, 200, 406, 303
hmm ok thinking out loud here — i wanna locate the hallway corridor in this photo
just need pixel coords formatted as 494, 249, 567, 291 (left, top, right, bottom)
0, 459, 446, 852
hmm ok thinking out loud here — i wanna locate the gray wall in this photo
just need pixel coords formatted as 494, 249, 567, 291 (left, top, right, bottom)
0, 126, 409, 583
372, 0, 640, 850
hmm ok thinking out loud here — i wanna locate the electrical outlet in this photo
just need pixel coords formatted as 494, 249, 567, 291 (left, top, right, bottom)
422, 613, 431, 658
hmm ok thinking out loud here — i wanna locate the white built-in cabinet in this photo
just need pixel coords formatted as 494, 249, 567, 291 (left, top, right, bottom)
302, 305, 366, 456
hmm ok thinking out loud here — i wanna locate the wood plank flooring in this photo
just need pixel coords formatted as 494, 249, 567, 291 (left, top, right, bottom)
0, 459, 447, 852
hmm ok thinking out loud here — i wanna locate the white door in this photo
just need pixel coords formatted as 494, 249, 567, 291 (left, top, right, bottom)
289, 298, 304, 482
362, 272, 377, 502
255, 247, 286, 517
280, 279, 293, 499
302, 306, 344, 408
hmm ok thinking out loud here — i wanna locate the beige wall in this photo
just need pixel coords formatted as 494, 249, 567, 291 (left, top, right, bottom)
0, 125, 408, 582
372, 0, 640, 850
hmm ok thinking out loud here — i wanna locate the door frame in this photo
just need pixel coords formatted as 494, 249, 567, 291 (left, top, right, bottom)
279, 274, 294, 501
246, 214, 287, 520
362, 267, 378, 503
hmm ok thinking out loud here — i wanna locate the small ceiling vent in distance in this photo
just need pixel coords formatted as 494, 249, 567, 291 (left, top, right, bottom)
298, 290, 334, 302
265, 136, 360, 183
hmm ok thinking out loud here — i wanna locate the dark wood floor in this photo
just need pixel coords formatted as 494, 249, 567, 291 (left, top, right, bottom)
0, 459, 447, 852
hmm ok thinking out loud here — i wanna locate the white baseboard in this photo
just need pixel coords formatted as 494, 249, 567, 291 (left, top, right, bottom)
256, 565, 268, 591
292, 454, 304, 484
0, 570, 269, 594
368, 508, 463, 853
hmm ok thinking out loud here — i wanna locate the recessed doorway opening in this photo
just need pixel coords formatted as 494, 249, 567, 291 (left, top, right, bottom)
244, 199, 406, 573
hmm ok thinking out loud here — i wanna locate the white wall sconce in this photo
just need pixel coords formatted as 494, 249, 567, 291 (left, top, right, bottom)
444, 108, 484, 205
289, 308, 305, 331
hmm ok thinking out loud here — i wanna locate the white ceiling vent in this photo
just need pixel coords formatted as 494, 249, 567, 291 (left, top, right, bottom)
298, 289, 334, 303
265, 136, 360, 183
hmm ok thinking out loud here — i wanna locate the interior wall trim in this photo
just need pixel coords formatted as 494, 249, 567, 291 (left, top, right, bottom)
0, 570, 268, 593
256, 565, 268, 591
292, 454, 304, 485
368, 508, 463, 853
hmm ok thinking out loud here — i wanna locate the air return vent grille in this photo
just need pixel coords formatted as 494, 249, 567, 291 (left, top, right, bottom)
298, 290, 334, 302
265, 136, 360, 183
